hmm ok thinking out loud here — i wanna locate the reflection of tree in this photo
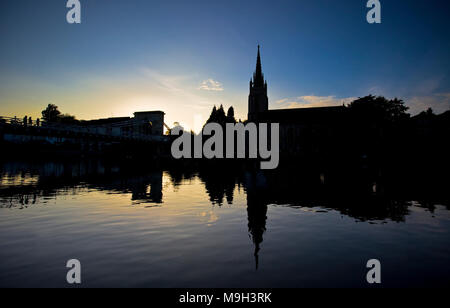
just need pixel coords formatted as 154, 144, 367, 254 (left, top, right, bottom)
129, 172, 163, 204
166, 165, 197, 190
2, 160, 449, 219
2, 160, 450, 274
166, 164, 241, 206
198, 170, 237, 206
0, 160, 164, 207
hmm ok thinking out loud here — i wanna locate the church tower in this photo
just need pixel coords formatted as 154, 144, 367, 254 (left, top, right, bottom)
248, 45, 268, 122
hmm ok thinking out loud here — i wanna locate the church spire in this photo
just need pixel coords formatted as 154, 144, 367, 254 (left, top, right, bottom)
253, 45, 265, 87
248, 45, 269, 121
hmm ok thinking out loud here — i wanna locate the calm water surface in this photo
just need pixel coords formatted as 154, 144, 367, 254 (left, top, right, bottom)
0, 160, 449, 287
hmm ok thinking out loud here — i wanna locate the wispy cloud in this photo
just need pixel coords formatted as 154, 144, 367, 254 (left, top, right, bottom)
407, 93, 450, 115
275, 93, 450, 115
136, 69, 234, 132
275, 95, 357, 109
198, 79, 224, 91
140, 68, 192, 94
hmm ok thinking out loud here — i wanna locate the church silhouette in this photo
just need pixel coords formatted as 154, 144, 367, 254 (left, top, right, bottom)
247, 46, 347, 159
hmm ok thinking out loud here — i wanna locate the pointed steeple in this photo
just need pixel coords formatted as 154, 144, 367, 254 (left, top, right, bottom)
256, 45, 262, 75
248, 45, 269, 121
253, 45, 265, 87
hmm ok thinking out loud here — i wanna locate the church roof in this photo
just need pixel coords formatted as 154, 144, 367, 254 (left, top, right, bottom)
255, 106, 347, 123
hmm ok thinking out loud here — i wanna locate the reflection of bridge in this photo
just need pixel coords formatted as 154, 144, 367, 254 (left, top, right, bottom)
0, 116, 170, 143
0, 160, 165, 208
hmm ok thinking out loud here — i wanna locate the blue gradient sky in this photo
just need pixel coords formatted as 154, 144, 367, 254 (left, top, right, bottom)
1, 0, 449, 131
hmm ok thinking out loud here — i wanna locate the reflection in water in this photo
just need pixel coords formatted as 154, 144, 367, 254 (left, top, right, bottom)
244, 172, 268, 271
0, 160, 164, 208
0, 159, 449, 287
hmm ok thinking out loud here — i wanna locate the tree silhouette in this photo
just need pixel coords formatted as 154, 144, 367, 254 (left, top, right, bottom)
41, 104, 78, 124
58, 113, 78, 124
348, 95, 410, 123
226, 106, 237, 124
41, 104, 61, 123
426, 108, 434, 116
216, 105, 226, 124
205, 105, 236, 127
205, 106, 218, 125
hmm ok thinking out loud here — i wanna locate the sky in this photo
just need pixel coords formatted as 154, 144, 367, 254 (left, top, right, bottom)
1, 0, 449, 132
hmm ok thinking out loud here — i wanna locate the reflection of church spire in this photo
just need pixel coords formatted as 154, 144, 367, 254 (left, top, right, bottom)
247, 201, 267, 271
254, 242, 260, 271
244, 171, 269, 270
246, 171, 268, 270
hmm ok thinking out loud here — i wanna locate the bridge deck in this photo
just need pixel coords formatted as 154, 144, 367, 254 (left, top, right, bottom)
0, 116, 169, 143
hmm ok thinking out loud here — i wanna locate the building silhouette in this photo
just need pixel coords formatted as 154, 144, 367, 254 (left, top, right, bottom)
247, 46, 348, 159
248, 45, 269, 122
83, 111, 166, 138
